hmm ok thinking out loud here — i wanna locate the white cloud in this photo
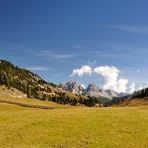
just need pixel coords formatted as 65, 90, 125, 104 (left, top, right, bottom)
36, 50, 87, 61
71, 65, 147, 93
128, 83, 148, 93
37, 51, 75, 60
93, 66, 128, 93
107, 25, 148, 35
128, 83, 136, 93
136, 83, 148, 91
71, 65, 92, 77
117, 79, 129, 93
26, 67, 50, 71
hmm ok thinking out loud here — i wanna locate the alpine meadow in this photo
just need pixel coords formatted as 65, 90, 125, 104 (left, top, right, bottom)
0, 0, 148, 148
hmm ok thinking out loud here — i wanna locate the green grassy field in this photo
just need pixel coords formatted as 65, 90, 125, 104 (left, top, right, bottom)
0, 96, 148, 148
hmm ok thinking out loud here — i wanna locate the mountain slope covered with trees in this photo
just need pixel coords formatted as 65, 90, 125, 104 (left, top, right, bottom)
108, 88, 148, 106
0, 60, 102, 106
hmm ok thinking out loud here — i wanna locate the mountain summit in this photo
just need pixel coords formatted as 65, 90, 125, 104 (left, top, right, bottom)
59, 81, 84, 94
60, 81, 126, 100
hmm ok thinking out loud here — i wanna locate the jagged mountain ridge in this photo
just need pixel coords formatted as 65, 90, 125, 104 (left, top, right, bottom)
59, 81, 126, 99
59, 81, 84, 94
83, 83, 115, 99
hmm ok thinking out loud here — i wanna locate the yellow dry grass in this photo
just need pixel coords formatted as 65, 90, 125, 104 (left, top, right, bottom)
0, 102, 148, 147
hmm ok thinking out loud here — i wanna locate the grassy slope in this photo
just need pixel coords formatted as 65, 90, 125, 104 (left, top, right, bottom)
115, 97, 148, 107
0, 96, 74, 109
0, 86, 148, 147
0, 103, 148, 148
0, 85, 73, 109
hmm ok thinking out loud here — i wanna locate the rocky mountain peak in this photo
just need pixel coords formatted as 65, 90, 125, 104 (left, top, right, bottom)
59, 80, 85, 94
86, 83, 100, 92
60, 81, 128, 100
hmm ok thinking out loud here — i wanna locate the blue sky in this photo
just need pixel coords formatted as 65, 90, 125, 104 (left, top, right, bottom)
1, 0, 148, 92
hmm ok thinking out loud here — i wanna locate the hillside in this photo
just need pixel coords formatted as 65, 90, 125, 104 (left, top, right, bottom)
0, 85, 27, 98
0, 60, 100, 106
116, 97, 148, 107
0, 85, 74, 109
0, 60, 60, 98
109, 87, 148, 107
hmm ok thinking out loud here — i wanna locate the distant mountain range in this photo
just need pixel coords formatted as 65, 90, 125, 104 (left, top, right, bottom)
59, 81, 85, 94
59, 81, 128, 99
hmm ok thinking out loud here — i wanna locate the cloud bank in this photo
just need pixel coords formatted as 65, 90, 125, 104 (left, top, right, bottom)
37, 51, 75, 60
71, 65, 92, 77
71, 65, 129, 93
93, 66, 128, 93
128, 83, 136, 93
105, 25, 148, 35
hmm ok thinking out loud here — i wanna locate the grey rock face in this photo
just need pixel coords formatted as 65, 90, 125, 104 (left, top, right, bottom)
60, 81, 128, 99
59, 81, 84, 94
